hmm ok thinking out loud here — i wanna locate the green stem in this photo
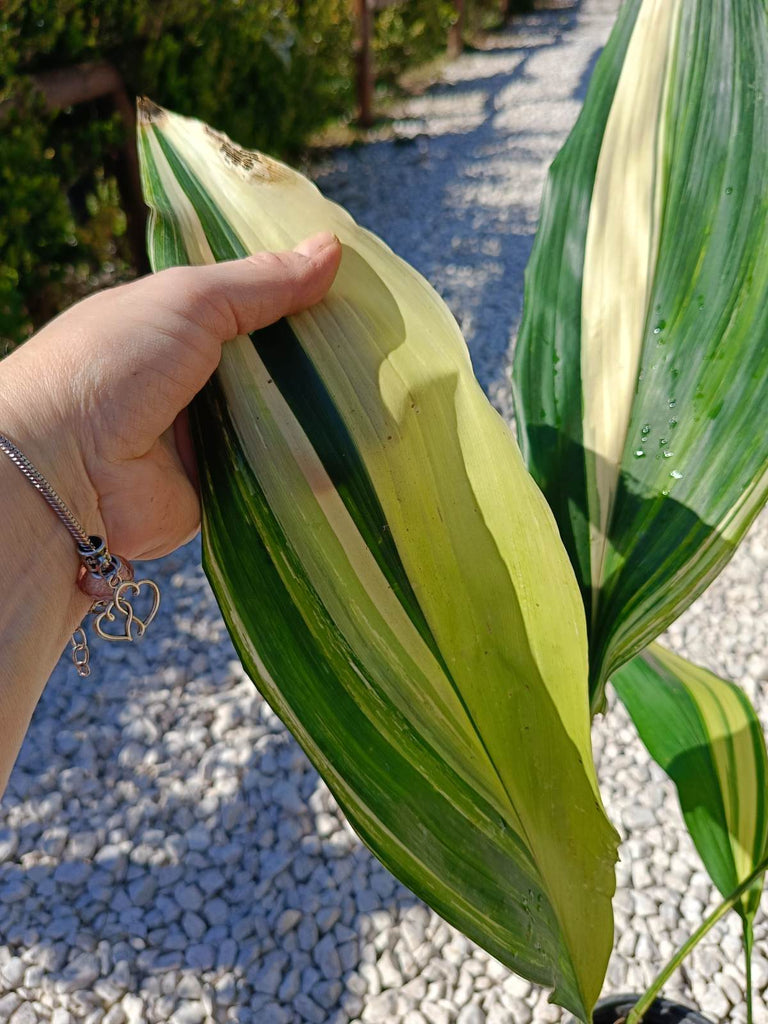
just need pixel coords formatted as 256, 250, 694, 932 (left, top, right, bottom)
743, 917, 754, 1024
625, 853, 768, 1024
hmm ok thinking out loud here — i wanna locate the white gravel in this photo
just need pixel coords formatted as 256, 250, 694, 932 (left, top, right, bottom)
2, 1, 766, 1021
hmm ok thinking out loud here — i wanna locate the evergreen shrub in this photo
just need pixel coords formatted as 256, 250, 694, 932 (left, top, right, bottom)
0, 0, 512, 348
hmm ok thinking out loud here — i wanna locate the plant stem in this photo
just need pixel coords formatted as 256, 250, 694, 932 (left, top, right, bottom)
743, 917, 754, 1024
624, 853, 768, 1024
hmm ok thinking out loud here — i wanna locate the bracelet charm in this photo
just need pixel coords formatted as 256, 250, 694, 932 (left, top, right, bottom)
0, 433, 161, 678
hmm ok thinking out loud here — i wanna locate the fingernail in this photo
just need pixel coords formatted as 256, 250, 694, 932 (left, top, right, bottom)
294, 231, 339, 257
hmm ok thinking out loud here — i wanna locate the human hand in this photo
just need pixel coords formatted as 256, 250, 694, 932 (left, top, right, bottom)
0, 232, 341, 561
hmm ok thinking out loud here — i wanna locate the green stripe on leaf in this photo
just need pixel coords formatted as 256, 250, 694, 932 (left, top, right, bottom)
513, 0, 768, 710
138, 99, 620, 1020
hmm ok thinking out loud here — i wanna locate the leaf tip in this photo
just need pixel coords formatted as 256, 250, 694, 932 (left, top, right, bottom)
137, 96, 166, 128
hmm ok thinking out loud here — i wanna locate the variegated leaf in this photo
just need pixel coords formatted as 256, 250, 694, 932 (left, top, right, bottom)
613, 644, 768, 1009
138, 101, 619, 1020
513, 0, 768, 710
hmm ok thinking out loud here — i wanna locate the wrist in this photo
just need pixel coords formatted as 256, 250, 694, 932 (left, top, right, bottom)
0, 350, 104, 628
0, 453, 92, 627
0, 345, 105, 535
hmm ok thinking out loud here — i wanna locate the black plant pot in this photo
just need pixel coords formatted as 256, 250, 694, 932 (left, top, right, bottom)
587, 993, 716, 1024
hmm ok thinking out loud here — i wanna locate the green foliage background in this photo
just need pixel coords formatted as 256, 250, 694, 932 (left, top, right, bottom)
0, 0, 515, 350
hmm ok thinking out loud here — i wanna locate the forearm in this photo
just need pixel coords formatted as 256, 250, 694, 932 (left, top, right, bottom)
0, 459, 92, 792
0, 356, 97, 794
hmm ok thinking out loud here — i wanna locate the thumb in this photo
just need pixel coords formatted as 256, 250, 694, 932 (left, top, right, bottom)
150, 230, 343, 342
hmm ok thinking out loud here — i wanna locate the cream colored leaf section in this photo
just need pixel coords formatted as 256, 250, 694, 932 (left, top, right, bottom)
155, 103, 603, 801
154, 109, 473, 366
218, 337, 520, 826
146, 122, 517, 823
154, 108, 593, 751
581, 0, 682, 614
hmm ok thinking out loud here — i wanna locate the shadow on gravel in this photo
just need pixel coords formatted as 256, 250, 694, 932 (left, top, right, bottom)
315, 1, 598, 420
0, 542, 426, 1023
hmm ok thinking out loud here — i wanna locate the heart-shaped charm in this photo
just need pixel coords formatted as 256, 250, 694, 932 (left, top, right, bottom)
94, 579, 161, 642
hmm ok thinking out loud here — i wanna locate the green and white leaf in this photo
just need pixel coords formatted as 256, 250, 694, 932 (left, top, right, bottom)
138, 102, 619, 1020
513, 0, 768, 711
613, 644, 768, 1011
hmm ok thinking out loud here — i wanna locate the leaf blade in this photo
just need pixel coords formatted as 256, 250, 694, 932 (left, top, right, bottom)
513, 0, 768, 707
613, 644, 768, 921
138, 100, 619, 1019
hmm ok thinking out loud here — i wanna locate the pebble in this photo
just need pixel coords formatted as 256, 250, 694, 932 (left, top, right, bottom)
378, 948, 403, 989
457, 1007, 486, 1024
0, 877, 31, 903
53, 862, 91, 886
2, 957, 24, 987
293, 993, 326, 1024
128, 875, 156, 907
276, 909, 302, 937
312, 979, 343, 1009
250, 960, 283, 997
702, 984, 732, 1020
621, 805, 657, 831
120, 995, 143, 1024
173, 884, 203, 913
317, 906, 341, 932
0, 995, 22, 1018
502, 996, 532, 1023
297, 917, 319, 952
0, 829, 19, 862
103, 1009, 126, 1024
422, 1001, 452, 1024
401, 919, 426, 952
59, 952, 100, 992
9, 1005, 38, 1024
362, 991, 399, 1023
181, 911, 206, 941
215, 971, 237, 1005
171, 1002, 207, 1024
315, 934, 343, 980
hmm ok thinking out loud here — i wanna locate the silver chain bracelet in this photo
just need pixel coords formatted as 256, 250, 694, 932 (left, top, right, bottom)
0, 431, 160, 677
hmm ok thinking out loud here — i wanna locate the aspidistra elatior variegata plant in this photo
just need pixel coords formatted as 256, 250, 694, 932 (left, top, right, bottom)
513, 0, 768, 711
138, 101, 619, 1021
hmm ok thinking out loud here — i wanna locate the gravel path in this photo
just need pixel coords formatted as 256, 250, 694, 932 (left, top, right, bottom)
2, 2, 767, 1022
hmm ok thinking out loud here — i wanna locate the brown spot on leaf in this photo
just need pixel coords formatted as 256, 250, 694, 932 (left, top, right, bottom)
137, 97, 165, 126
203, 125, 288, 182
